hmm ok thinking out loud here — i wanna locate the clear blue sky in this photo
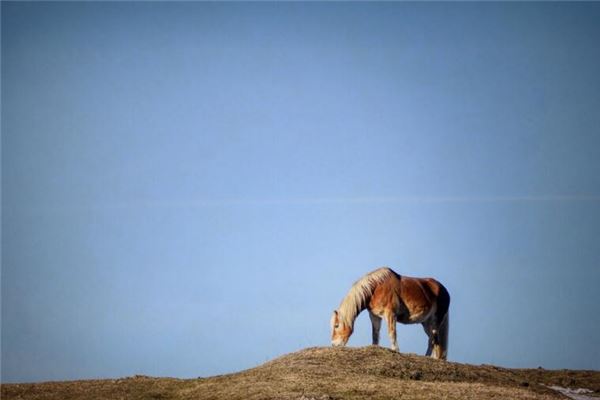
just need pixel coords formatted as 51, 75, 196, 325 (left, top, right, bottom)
2, 2, 600, 383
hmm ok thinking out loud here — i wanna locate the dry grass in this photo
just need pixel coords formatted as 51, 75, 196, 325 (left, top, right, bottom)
3, 346, 599, 399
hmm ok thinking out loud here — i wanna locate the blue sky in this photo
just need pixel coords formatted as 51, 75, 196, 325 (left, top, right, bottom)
2, 2, 600, 383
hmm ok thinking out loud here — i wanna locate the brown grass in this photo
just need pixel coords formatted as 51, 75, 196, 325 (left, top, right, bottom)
2, 346, 599, 399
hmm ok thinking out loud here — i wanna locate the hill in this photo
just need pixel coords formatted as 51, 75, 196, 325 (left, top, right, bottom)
2, 346, 599, 399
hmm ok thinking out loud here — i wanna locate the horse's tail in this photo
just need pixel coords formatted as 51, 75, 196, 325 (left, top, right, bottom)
437, 309, 449, 360
434, 283, 450, 360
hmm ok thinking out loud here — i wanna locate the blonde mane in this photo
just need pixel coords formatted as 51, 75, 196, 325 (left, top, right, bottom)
338, 267, 395, 327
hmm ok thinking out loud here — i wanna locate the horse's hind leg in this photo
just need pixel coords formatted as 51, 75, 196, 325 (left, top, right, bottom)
424, 317, 446, 359
422, 321, 434, 357
369, 311, 382, 346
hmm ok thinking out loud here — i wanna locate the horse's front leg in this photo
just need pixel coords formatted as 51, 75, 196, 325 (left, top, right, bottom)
385, 312, 399, 352
369, 312, 382, 346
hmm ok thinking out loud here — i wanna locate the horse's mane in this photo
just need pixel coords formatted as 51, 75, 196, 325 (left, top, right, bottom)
338, 267, 395, 327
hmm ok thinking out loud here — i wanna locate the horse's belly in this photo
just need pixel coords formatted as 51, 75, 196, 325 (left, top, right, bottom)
396, 277, 437, 323
397, 304, 435, 324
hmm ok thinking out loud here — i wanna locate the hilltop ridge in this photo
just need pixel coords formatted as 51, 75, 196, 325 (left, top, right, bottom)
2, 346, 599, 399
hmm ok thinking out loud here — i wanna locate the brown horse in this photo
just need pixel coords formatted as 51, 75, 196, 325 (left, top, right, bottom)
330, 267, 450, 360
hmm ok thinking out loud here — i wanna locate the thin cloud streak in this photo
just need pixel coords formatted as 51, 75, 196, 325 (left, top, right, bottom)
200, 194, 600, 207
8, 194, 600, 213
289, 194, 600, 205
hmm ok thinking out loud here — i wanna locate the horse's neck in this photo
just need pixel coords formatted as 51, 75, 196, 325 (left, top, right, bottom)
339, 268, 395, 326
339, 292, 370, 327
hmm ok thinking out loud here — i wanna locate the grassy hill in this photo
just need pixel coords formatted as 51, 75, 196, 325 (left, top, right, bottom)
2, 346, 599, 399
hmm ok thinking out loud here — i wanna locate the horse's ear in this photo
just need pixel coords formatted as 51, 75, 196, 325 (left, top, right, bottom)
333, 310, 338, 316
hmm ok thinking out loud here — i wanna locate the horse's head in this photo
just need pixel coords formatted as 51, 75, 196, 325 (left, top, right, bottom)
330, 310, 352, 347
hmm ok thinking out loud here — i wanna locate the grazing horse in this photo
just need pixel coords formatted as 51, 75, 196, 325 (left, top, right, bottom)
330, 267, 450, 360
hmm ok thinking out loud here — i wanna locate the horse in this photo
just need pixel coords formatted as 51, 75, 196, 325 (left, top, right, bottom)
330, 267, 450, 360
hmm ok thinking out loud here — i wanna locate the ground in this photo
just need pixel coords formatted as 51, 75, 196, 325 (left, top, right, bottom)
2, 346, 600, 399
